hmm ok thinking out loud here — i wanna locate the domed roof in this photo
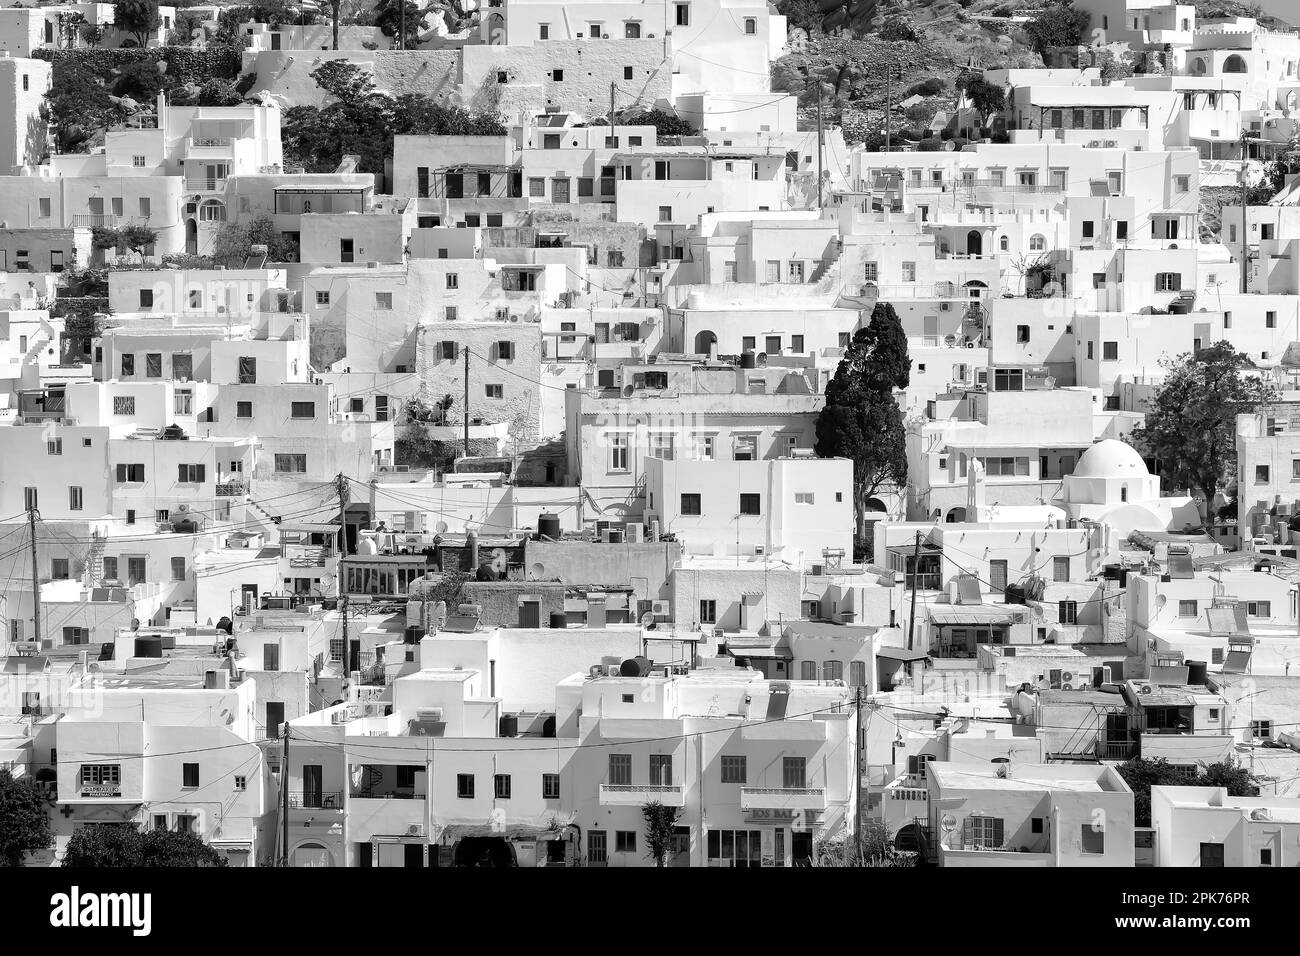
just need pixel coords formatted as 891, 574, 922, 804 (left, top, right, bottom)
1072, 439, 1150, 479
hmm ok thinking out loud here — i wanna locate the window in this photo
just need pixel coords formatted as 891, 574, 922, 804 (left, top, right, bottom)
734, 434, 757, 460
51, 558, 69, 579
1250, 720, 1273, 740
121, 353, 135, 376
1081, 822, 1105, 855
456, 774, 475, 798
707, 829, 762, 867
1102, 341, 1118, 361
182, 763, 199, 788
791, 334, 804, 353
699, 600, 716, 625
615, 831, 637, 853
782, 756, 806, 789
1082, 221, 1094, 239
624, 66, 634, 80
1246, 601, 1271, 617
608, 754, 632, 786
238, 356, 257, 384
291, 401, 316, 419
850, 660, 867, 687
965, 815, 1004, 849
1256, 465, 1270, 484
1029, 234, 1046, 252
315, 290, 330, 306
822, 660, 843, 682
788, 260, 805, 283
609, 433, 629, 472
139, 289, 154, 309
69, 486, 83, 511
38, 197, 50, 218
800, 661, 817, 681
550, 69, 564, 81
485, 384, 504, 399
1016, 325, 1030, 343
1178, 600, 1198, 618
132, 154, 146, 168
794, 492, 815, 505
494, 774, 511, 799
993, 368, 1024, 392
115, 464, 145, 483
1155, 272, 1182, 292
236, 401, 253, 418
649, 433, 674, 461
47, 437, 62, 456
79, 764, 121, 787
439, 341, 458, 361
1261, 848, 1273, 866
648, 755, 672, 786
658, 205, 673, 222
113, 396, 136, 416
542, 773, 560, 800
1053, 556, 1070, 582
174, 390, 192, 415
739, 493, 761, 516
375, 292, 393, 310
1059, 600, 1078, 625
901, 261, 916, 282
674, 3, 690, 26
274, 454, 307, 473
720, 756, 746, 784
339, 238, 354, 263
1175, 175, 1190, 193
177, 463, 205, 483
234, 776, 247, 791
1267, 311, 1277, 329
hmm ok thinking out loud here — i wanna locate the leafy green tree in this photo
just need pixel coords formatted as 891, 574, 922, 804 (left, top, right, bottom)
212, 215, 298, 264
1024, 2, 1091, 61
113, 0, 163, 47
956, 76, 1006, 129
114, 58, 173, 102
63, 825, 228, 866
812, 821, 919, 867
1127, 342, 1276, 526
618, 109, 697, 138
815, 301, 909, 534
45, 58, 120, 153
196, 78, 245, 106
374, 0, 421, 39
641, 800, 682, 867
1116, 757, 1258, 827
0, 769, 52, 866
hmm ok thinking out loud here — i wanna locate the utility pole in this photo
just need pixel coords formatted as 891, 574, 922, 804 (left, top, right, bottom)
854, 686, 864, 860
884, 59, 893, 153
1239, 132, 1250, 294
462, 346, 470, 458
906, 529, 921, 653
815, 82, 825, 210
335, 472, 350, 676
609, 82, 617, 149
27, 506, 40, 645
280, 723, 290, 866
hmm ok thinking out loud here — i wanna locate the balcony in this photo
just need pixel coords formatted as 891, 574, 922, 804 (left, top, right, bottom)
72, 214, 119, 228
1096, 739, 1138, 761
287, 790, 343, 810
185, 177, 227, 193
216, 480, 247, 498
599, 784, 686, 807
288, 547, 330, 568
739, 787, 827, 812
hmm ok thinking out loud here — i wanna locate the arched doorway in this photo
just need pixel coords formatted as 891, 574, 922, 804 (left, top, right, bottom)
185, 218, 197, 255
290, 841, 334, 867
966, 230, 982, 256
694, 330, 717, 356
1223, 54, 1247, 73
946, 506, 966, 523
864, 497, 886, 514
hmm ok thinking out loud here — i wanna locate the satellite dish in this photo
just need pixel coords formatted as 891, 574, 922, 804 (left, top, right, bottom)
436, 521, 449, 533
641, 612, 656, 629
940, 813, 957, 832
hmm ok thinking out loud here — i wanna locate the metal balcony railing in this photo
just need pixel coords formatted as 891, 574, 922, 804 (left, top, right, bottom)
287, 790, 343, 809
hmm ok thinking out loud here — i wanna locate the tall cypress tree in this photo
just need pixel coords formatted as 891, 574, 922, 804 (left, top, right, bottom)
816, 301, 909, 537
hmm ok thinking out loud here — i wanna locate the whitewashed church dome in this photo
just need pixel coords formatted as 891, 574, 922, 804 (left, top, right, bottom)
1071, 439, 1149, 479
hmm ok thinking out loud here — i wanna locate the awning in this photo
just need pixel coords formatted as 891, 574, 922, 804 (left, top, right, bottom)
876, 646, 931, 663
727, 641, 792, 660
929, 606, 1015, 625
436, 822, 574, 842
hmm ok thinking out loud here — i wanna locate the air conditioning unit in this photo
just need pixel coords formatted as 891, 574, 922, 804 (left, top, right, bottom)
589, 664, 606, 679
605, 664, 622, 677
754, 545, 765, 555
416, 708, 443, 722
625, 522, 644, 543
651, 600, 670, 617
407, 823, 425, 836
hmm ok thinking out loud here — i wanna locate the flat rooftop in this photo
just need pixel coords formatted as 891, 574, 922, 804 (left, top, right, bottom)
930, 762, 1123, 793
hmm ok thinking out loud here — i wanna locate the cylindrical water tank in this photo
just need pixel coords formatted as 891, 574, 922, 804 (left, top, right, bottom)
537, 513, 561, 540
739, 350, 756, 369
